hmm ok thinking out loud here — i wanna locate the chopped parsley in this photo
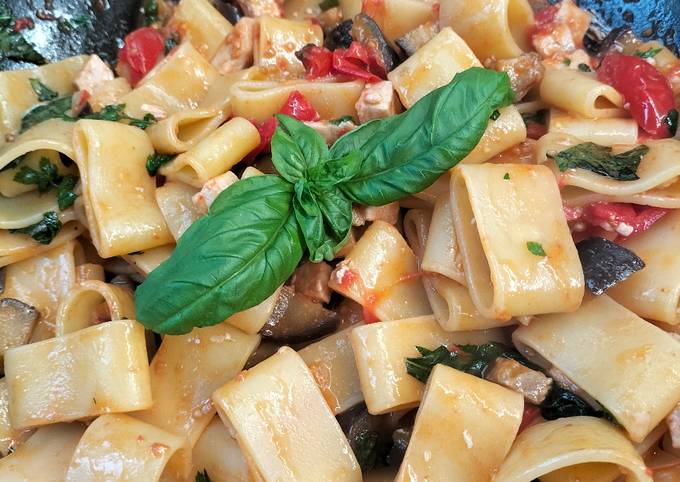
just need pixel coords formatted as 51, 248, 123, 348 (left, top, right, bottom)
503, 172, 510, 180
13, 157, 78, 210
29, 78, 57, 102
0, 5, 45, 64
82, 104, 158, 129
578, 63, 592, 72
563, 58, 572, 66
165, 33, 180, 55
10, 211, 62, 244
527, 241, 546, 257
142, 0, 159, 26
20, 94, 73, 132
665, 109, 678, 137
146, 153, 175, 176
490, 109, 501, 121
547, 142, 648, 181
634, 47, 663, 59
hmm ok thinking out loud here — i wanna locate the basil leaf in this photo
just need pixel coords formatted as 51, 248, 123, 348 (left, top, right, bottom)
330, 67, 514, 205
548, 143, 648, 181
20, 95, 73, 132
83, 104, 158, 130
315, 184, 352, 241
135, 175, 303, 335
293, 182, 335, 262
29, 78, 58, 102
272, 115, 328, 183
57, 175, 79, 210
308, 150, 363, 187
10, 211, 61, 244
13, 157, 59, 192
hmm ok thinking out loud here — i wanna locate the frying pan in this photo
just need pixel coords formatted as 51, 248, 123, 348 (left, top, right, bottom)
0, 0, 679, 71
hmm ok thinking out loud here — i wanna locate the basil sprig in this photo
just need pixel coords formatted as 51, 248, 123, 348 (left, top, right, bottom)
136, 68, 514, 334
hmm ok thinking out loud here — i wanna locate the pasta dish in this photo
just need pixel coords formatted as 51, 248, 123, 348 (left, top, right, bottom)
1, 0, 680, 480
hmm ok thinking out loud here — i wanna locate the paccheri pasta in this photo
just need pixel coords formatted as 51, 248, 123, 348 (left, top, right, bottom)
1, 0, 680, 480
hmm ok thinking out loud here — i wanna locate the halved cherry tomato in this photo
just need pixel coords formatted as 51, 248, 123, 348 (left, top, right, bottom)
332, 41, 382, 83
598, 53, 678, 138
581, 202, 669, 238
248, 91, 320, 158
298, 41, 383, 83
117, 27, 165, 86
278, 91, 320, 122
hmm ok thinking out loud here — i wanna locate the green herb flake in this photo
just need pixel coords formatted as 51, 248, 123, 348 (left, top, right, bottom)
547, 142, 648, 181
57, 175, 79, 210
319, 0, 340, 11
20, 94, 73, 132
634, 47, 663, 59
83, 104, 158, 130
490, 109, 501, 121
329, 115, 355, 125
142, 0, 159, 26
563, 58, 572, 66
10, 211, 62, 244
165, 33, 180, 55
350, 431, 391, 472
578, 63, 592, 72
0, 6, 45, 64
503, 172, 510, 180
14, 157, 59, 192
527, 241, 546, 257
195, 470, 213, 482
146, 153, 175, 177
29, 78, 58, 102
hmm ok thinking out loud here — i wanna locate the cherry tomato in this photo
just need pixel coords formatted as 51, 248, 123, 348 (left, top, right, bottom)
278, 91, 320, 122
298, 42, 383, 83
598, 53, 678, 138
296, 45, 333, 80
332, 41, 382, 83
117, 27, 165, 86
582, 202, 669, 238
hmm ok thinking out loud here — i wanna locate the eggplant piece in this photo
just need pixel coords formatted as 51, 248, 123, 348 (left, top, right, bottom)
337, 405, 393, 472
212, 0, 243, 24
351, 14, 399, 73
576, 237, 645, 295
0, 298, 38, 357
261, 286, 339, 343
583, 24, 639, 59
325, 19, 353, 50
395, 22, 438, 57
387, 427, 412, 466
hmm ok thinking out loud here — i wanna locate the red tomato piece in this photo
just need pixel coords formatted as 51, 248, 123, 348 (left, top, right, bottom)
582, 202, 669, 238
598, 53, 678, 138
278, 90, 320, 122
117, 27, 165, 86
297, 45, 333, 80
332, 41, 382, 83
518, 404, 541, 433
528, 5, 558, 37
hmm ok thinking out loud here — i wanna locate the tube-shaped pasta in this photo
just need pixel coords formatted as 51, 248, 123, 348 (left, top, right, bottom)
146, 108, 226, 154
538, 133, 680, 199
439, 0, 534, 60
0, 118, 74, 170
225, 286, 282, 334
0, 379, 31, 456
120, 42, 219, 118
329, 221, 432, 322
0, 221, 84, 269
0, 424, 86, 482
4, 320, 152, 430
160, 118, 260, 187
192, 417, 252, 482
540, 69, 625, 119
54, 280, 136, 336
387, 28, 481, 109
513, 295, 680, 442
422, 196, 464, 284
170, 0, 233, 60
212, 347, 361, 482
0, 55, 86, 141
298, 327, 363, 415
64, 414, 186, 481
351, 316, 508, 414
0, 191, 60, 229
155, 181, 202, 239
395, 364, 523, 482
75, 263, 105, 282
539, 464, 624, 482
461, 106, 527, 165
134, 323, 259, 478
256, 17, 323, 79
549, 109, 639, 145
450, 163, 584, 320
3, 240, 79, 341
230, 79, 364, 122
74, 120, 173, 257
123, 244, 175, 276
494, 417, 652, 482
362, 0, 435, 44
607, 211, 680, 325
